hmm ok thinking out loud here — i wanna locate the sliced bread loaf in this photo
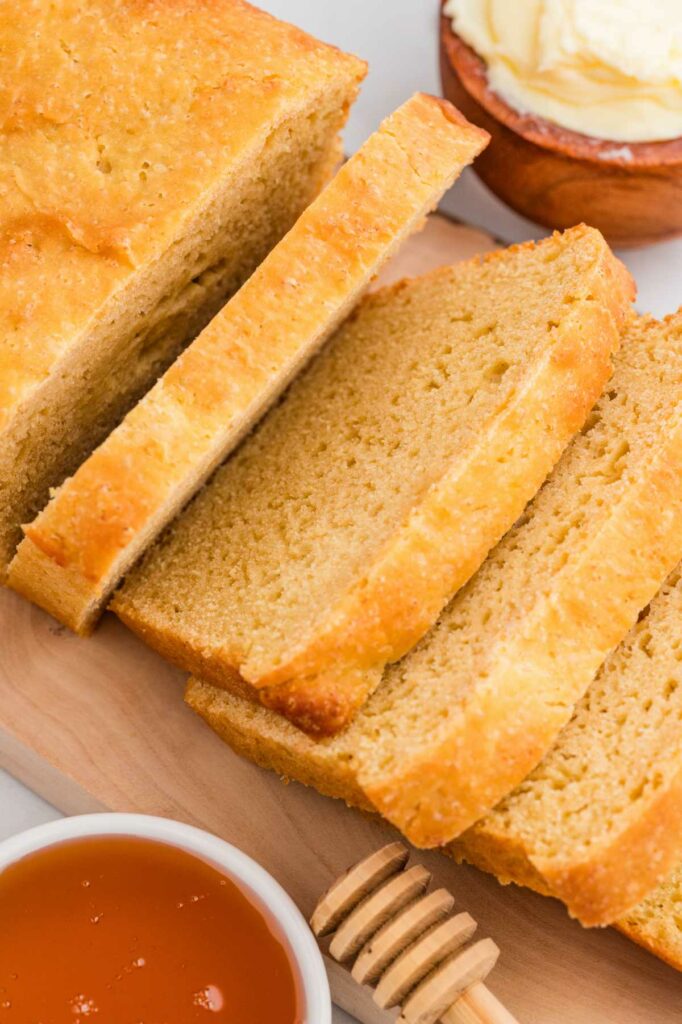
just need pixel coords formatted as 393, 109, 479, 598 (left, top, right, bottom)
0, 0, 365, 576
8, 95, 487, 635
185, 678, 682, 969
454, 566, 682, 926
183, 311, 682, 847
115, 226, 632, 735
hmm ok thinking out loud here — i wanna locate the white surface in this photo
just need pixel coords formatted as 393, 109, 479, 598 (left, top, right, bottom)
2, 4, 681, 1024
0, 769, 59, 841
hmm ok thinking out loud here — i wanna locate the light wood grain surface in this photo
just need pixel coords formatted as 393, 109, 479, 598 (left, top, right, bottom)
1, 218, 680, 1024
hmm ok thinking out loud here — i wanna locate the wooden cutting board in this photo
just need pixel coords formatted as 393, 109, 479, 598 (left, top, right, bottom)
1, 216, 681, 1024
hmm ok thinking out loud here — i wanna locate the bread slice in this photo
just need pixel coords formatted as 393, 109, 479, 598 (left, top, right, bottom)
463, 837, 682, 971
0, 0, 365, 576
8, 96, 489, 635
115, 226, 632, 736
449, 846, 682, 973
449, 848, 682, 974
183, 311, 682, 849
618, 865, 682, 970
454, 565, 682, 926
185, 680, 682, 970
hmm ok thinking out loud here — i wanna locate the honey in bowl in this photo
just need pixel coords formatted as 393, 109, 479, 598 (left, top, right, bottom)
0, 834, 303, 1022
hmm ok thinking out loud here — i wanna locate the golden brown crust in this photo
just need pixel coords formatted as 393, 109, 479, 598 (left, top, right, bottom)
185, 676, 373, 812
185, 676, 682, 966
615, 859, 682, 969
0, 0, 365, 432
260, 665, 385, 737
614, 922, 682, 972
186, 675, 682, 969
367, 394, 682, 845
186, 675, 682, 968
454, 769, 682, 926
179, 303, 682, 855
449, 841, 682, 972
11, 94, 487, 635
0, 0, 366, 577
446, 839, 679, 966
534, 774, 682, 926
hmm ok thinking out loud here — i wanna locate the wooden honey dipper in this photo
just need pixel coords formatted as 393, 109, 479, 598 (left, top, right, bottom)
311, 843, 520, 1024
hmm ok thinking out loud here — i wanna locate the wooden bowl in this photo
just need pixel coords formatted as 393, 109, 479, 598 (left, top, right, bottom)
439, 5, 682, 248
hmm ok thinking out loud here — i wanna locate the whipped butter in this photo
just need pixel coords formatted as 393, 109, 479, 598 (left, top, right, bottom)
444, 0, 682, 142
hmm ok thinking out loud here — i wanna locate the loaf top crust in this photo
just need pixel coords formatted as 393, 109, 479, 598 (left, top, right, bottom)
0, 0, 365, 431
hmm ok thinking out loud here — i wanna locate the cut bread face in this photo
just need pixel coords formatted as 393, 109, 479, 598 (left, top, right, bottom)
184, 312, 682, 849
8, 95, 488, 635
618, 864, 682, 971
0, 0, 365, 577
116, 226, 632, 736
455, 566, 682, 926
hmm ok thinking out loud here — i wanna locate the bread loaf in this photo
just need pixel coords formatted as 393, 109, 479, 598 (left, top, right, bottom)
0, 0, 364, 575
8, 96, 488, 634
117, 226, 631, 735
183, 312, 682, 851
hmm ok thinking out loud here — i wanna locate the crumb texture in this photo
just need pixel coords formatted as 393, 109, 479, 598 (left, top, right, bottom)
185, 673, 682, 969
356, 312, 682, 843
185, 313, 682, 857
619, 864, 682, 969
118, 227, 629, 732
460, 560, 682, 924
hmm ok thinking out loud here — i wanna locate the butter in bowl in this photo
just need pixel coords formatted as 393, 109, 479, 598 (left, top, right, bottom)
439, 0, 682, 247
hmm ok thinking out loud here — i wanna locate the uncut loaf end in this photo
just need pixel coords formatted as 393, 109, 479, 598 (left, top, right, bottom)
117, 226, 632, 736
0, 0, 365, 575
9, 95, 488, 634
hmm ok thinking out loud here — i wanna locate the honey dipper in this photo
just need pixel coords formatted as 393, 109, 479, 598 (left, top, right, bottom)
311, 843, 519, 1024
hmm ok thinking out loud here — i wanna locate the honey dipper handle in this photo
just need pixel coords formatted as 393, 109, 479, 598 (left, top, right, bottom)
442, 981, 520, 1024
311, 845, 521, 1024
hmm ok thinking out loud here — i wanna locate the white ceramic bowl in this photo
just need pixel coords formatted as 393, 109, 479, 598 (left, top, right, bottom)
0, 812, 331, 1023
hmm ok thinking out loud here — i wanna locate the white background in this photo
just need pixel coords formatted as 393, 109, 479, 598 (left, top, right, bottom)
2, 3, 681, 1022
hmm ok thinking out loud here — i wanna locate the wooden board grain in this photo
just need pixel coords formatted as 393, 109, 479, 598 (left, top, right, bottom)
1, 217, 681, 1024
